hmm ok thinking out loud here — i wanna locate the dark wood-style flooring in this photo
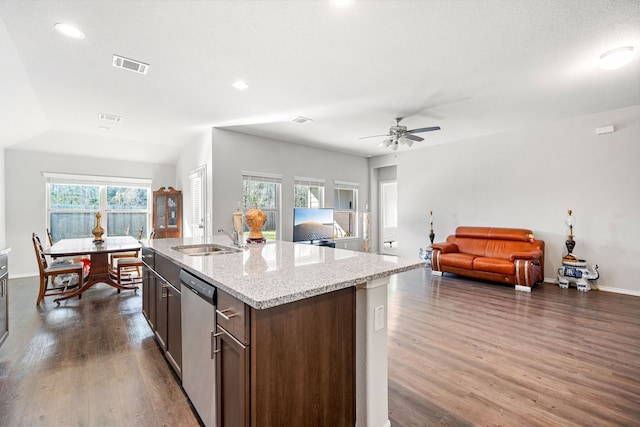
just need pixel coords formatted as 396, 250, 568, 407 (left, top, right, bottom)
1, 270, 639, 426
388, 269, 640, 426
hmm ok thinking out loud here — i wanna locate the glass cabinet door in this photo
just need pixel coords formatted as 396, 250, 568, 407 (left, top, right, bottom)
155, 195, 166, 229
167, 196, 178, 228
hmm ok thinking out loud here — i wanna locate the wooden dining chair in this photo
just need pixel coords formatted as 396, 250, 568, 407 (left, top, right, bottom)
32, 233, 86, 305
109, 227, 143, 289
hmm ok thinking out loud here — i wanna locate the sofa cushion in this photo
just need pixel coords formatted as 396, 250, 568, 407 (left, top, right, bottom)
455, 226, 533, 242
484, 240, 532, 260
473, 257, 515, 275
439, 253, 475, 269
446, 236, 487, 257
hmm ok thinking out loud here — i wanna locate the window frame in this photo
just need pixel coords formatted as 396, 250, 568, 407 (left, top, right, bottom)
44, 173, 152, 241
294, 176, 325, 209
242, 171, 282, 240
333, 180, 359, 239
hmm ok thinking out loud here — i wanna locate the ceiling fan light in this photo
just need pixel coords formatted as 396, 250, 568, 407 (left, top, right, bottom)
406, 139, 414, 147
392, 143, 398, 151
382, 139, 392, 148
600, 46, 634, 70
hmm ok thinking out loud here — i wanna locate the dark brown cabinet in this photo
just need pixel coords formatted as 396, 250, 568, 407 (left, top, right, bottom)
216, 287, 355, 427
141, 249, 182, 377
0, 252, 8, 348
152, 187, 182, 239
141, 247, 156, 329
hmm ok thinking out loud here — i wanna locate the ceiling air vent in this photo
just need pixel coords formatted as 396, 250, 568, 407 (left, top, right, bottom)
98, 113, 123, 122
291, 116, 313, 124
112, 54, 149, 74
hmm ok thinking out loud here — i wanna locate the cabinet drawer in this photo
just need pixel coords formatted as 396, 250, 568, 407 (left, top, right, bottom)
155, 253, 180, 289
216, 289, 250, 345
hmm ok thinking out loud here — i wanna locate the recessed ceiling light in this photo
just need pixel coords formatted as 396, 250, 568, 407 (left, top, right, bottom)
54, 23, 85, 39
599, 46, 635, 70
98, 126, 111, 131
331, 0, 353, 7
232, 80, 249, 90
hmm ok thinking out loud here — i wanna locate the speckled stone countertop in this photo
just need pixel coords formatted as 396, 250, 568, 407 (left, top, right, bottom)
144, 237, 423, 309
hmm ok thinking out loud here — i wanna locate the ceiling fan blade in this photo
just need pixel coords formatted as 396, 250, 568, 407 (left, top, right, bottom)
403, 134, 424, 142
358, 134, 390, 140
407, 126, 441, 134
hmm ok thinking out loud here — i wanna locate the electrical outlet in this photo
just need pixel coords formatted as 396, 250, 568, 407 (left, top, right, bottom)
374, 305, 384, 331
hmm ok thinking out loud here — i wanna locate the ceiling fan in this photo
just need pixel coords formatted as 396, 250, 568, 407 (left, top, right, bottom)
359, 117, 441, 151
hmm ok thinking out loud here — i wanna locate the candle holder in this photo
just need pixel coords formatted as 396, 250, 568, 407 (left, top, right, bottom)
428, 210, 435, 245
562, 209, 577, 262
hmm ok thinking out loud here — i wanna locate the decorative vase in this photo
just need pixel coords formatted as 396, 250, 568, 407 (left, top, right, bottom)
92, 212, 105, 243
244, 203, 267, 243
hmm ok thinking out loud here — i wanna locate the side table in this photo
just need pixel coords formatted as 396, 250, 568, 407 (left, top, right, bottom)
557, 259, 600, 292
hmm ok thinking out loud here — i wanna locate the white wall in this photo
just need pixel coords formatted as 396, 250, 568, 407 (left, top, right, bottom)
209, 128, 369, 250
5, 149, 176, 277
0, 148, 5, 250
394, 105, 640, 295
176, 130, 213, 237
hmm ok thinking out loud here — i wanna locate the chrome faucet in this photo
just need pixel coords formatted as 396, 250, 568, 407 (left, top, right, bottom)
218, 228, 238, 246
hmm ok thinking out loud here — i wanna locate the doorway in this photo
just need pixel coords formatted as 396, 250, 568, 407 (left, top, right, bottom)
380, 180, 397, 255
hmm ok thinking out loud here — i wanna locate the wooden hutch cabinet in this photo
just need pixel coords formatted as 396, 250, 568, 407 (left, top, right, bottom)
152, 187, 182, 239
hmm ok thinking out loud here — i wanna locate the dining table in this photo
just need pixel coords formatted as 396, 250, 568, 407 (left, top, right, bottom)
44, 236, 142, 302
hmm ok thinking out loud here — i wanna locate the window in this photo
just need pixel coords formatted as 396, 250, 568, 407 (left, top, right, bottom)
242, 172, 282, 240
334, 180, 358, 238
45, 173, 151, 241
190, 166, 206, 237
294, 177, 324, 208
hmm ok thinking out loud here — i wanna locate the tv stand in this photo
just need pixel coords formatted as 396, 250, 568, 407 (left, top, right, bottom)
308, 240, 336, 248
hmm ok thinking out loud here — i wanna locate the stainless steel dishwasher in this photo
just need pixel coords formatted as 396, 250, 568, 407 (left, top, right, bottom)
180, 269, 216, 427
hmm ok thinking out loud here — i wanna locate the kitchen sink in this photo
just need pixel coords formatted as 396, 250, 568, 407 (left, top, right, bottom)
171, 244, 242, 256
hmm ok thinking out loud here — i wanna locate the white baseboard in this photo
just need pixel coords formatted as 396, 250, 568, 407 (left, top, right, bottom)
9, 272, 38, 279
595, 286, 640, 297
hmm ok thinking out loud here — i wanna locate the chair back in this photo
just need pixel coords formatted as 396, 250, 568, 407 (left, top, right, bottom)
46, 228, 54, 246
32, 233, 49, 273
136, 227, 144, 241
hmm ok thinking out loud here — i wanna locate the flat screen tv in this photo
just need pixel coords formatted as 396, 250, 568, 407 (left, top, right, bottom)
293, 208, 334, 243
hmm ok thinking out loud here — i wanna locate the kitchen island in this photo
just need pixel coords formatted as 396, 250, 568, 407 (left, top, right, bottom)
143, 237, 422, 427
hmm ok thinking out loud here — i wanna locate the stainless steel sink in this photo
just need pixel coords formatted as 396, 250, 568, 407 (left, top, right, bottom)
171, 244, 241, 256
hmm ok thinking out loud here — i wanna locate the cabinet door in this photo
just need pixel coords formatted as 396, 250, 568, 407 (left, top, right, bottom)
0, 274, 7, 348
155, 279, 168, 349
141, 265, 151, 322
216, 327, 249, 427
166, 285, 182, 375
155, 194, 166, 230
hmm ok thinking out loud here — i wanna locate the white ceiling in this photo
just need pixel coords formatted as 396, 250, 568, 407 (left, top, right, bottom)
1, 0, 638, 164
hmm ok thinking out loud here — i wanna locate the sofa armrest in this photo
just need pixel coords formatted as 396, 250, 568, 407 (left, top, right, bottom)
432, 242, 458, 254
509, 249, 543, 262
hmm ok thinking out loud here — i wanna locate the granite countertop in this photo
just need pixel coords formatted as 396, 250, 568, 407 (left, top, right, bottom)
144, 237, 423, 309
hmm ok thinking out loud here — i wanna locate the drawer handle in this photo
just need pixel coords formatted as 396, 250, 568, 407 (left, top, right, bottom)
211, 331, 224, 358
216, 308, 238, 320
0, 265, 6, 270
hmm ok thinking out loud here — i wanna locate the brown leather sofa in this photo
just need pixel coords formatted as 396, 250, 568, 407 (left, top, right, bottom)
431, 226, 545, 291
